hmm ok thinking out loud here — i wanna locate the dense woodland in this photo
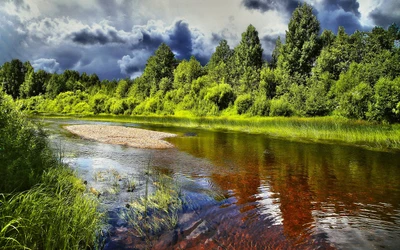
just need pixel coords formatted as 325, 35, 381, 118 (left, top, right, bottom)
1, 4, 400, 123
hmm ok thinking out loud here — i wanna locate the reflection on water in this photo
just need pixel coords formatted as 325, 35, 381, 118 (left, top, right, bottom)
166, 129, 400, 249
41, 118, 400, 249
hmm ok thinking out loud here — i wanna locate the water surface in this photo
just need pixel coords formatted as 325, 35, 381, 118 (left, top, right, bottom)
41, 118, 400, 249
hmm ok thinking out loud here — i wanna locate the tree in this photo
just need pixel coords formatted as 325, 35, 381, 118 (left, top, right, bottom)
20, 66, 49, 98
46, 74, 65, 99
115, 79, 129, 98
278, 3, 320, 77
141, 43, 176, 96
231, 24, 263, 90
208, 40, 233, 82
0, 59, 26, 99
173, 56, 204, 94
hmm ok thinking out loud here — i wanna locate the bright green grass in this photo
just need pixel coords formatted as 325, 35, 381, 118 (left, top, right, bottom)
36, 114, 400, 151
0, 166, 104, 250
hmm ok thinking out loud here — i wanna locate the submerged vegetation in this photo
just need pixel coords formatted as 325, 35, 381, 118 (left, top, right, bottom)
0, 89, 103, 249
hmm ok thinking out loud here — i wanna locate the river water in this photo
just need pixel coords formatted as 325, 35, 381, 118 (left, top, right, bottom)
41, 118, 400, 249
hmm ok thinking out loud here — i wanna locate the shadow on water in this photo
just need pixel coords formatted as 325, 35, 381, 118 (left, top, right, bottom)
40, 118, 400, 249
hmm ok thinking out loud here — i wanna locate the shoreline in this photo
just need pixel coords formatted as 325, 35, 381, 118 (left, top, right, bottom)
34, 114, 400, 152
64, 124, 177, 149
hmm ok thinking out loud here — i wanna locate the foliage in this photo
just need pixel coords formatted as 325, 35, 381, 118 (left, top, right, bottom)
368, 77, 400, 123
0, 89, 103, 249
278, 3, 320, 77
1, 4, 400, 124
0, 90, 55, 192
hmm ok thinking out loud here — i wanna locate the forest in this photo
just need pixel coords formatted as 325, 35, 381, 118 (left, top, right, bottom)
1, 4, 400, 123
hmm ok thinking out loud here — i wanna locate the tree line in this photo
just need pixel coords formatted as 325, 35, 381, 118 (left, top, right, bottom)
1, 3, 400, 123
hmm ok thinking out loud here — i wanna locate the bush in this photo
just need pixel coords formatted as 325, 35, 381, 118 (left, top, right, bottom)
204, 83, 235, 110
0, 91, 56, 192
234, 94, 253, 114
269, 96, 293, 117
338, 82, 372, 119
249, 94, 270, 116
368, 77, 400, 123
0, 88, 103, 249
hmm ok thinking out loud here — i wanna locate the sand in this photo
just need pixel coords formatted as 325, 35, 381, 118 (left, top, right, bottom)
64, 125, 177, 149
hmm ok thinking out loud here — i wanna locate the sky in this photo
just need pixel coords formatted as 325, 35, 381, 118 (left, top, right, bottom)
0, 0, 399, 80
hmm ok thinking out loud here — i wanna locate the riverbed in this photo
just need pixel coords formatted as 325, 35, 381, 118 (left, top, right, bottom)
40, 118, 400, 249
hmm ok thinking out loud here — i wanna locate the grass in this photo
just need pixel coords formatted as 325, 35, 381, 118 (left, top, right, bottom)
0, 166, 104, 250
122, 166, 183, 245
36, 113, 400, 151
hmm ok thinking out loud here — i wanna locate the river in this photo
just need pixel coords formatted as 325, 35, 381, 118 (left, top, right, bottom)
41, 118, 400, 249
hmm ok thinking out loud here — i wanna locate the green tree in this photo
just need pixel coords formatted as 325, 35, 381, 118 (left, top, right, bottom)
231, 24, 263, 90
46, 74, 65, 99
115, 79, 129, 98
20, 67, 49, 98
278, 3, 320, 77
173, 56, 203, 94
0, 59, 26, 99
208, 40, 233, 82
141, 43, 176, 96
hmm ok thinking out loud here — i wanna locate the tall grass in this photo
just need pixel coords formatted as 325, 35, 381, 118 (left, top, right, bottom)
0, 167, 103, 250
1, 89, 104, 249
40, 114, 400, 150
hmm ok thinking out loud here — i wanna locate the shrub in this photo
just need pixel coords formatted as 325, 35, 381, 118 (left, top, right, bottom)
235, 94, 253, 115
368, 77, 400, 123
269, 96, 293, 117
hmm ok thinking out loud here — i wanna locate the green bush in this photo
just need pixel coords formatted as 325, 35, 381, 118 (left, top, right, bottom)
338, 82, 372, 119
269, 96, 293, 117
204, 83, 235, 110
249, 94, 270, 116
234, 94, 253, 115
0, 91, 55, 192
368, 77, 400, 123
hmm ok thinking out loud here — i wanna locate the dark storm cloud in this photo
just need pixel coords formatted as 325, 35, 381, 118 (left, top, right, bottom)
71, 28, 126, 45
323, 0, 360, 17
319, 9, 362, 33
52, 49, 82, 69
369, 0, 400, 28
168, 20, 193, 59
0, 10, 29, 64
241, 0, 301, 15
32, 58, 60, 73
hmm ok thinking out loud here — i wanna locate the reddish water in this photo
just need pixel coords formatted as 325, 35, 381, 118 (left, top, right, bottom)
45, 119, 400, 249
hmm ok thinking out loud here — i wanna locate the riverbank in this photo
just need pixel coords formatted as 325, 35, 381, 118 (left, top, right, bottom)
36, 114, 400, 151
65, 124, 177, 149
1, 91, 103, 249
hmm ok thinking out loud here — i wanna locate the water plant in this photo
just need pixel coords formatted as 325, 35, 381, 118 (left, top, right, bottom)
122, 166, 184, 246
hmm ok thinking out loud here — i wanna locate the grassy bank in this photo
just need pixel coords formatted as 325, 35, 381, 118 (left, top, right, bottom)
1, 90, 103, 249
35, 113, 400, 151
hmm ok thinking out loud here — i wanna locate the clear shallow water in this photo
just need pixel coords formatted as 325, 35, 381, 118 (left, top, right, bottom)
40, 118, 400, 249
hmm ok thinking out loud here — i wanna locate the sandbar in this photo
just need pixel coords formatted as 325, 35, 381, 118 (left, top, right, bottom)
64, 125, 177, 149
